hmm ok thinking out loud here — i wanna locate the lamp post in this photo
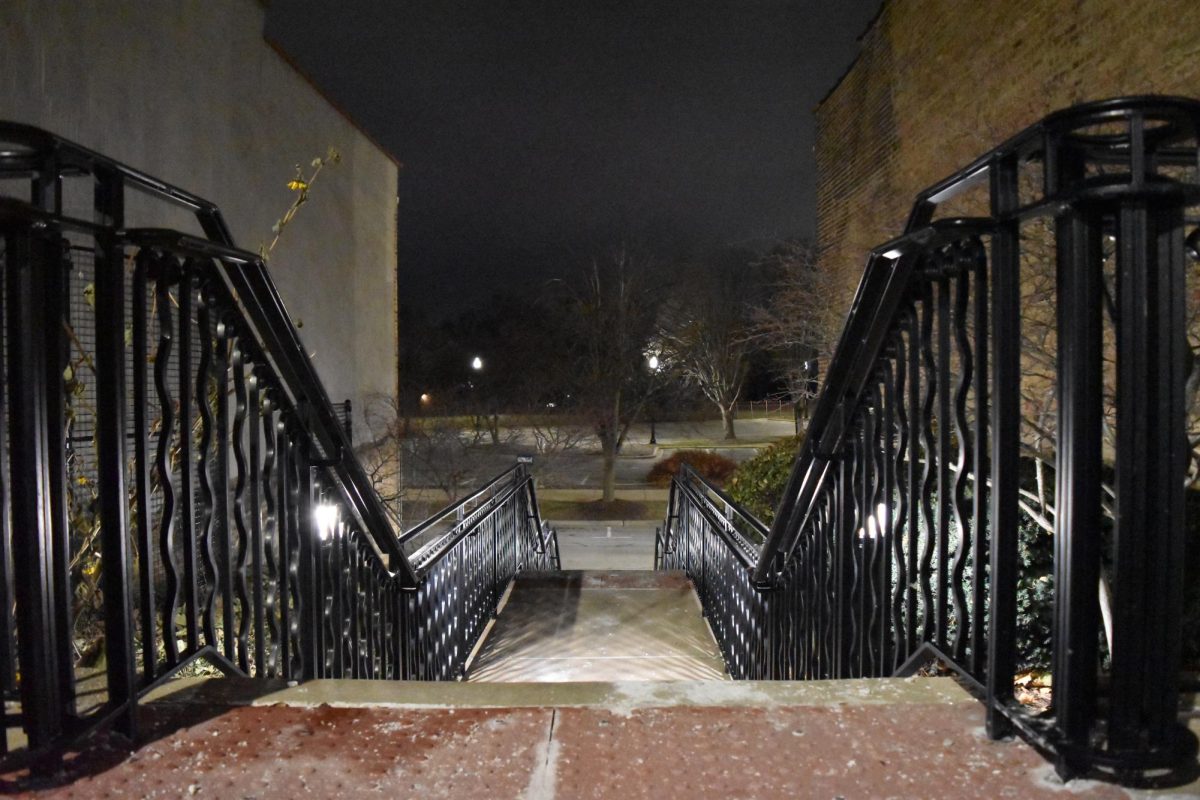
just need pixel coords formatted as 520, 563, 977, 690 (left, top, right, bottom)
647, 353, 661, 445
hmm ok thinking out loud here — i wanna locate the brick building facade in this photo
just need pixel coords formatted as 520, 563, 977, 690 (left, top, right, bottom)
815, 0, 1200, 316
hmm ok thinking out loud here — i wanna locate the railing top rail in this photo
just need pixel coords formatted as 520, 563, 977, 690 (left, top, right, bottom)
675, 465, 762, 570
121, 228, 415, 582
0, 127, 416, 585
679, 463, 770, 539
408, 469, 533, 574
905, 95, 1200, 231
398, 464, 520, 546
0, 120, 235, 244
754, 95, 1200, 584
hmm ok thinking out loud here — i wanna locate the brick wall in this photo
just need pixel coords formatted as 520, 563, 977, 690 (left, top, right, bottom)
815, 0, 1200, 316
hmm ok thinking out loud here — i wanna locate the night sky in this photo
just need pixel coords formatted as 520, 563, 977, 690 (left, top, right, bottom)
264, 1, 880, 318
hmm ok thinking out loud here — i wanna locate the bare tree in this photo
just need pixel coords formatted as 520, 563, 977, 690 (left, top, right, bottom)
359, 393, 486, 530
748, 239, 840, 402
656, 253, 760, 439
551, 246, 663, 502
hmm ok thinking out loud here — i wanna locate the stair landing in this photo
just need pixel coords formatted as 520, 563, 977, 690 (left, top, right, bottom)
467, 571, 728, 683
9, 677, 1176, 798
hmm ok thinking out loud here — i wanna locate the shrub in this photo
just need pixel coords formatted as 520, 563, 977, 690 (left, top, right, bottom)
725, 436, 804, 523
646, 449, 738, 487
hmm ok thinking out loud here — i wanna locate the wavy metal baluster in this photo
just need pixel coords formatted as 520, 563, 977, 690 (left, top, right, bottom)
904, 304, 921, 657
880, 364, 897, 674
261, 394, 280, 677
195, 283, 218, 646
862, 402, 879, 674
935, 266, 953, 649
950, 247, 975, 662
285, 434, 304, 678
917, 282, 937, 644
890, 329, 910, 671
820, 489, 834, 678
213, 317, 235, 661
131, 250, 157, 678
229, 333, 251, 672
323, 508, 338, 676
969, 236, 989, 676
848, 436, 863, 675
177, 263, 199, 652
344, 526, 357, 676
872, 382, 889, 674
247, 369, 265, 675
154, 259, 181, 665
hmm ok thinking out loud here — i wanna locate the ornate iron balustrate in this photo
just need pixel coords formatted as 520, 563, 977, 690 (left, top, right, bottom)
0, 123, 558, 763
664, 96, 1200, 785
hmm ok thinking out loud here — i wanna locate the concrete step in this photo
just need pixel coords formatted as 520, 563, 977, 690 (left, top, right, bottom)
466, 570, 727, 683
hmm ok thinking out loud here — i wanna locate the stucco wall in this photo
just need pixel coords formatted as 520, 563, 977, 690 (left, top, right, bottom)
1, 0, 399, 429
815, 0, 1200, 317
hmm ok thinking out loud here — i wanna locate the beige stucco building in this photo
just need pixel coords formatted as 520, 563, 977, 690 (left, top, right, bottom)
1, 0, 400, 429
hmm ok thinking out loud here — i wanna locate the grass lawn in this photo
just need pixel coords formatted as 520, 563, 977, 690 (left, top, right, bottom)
537, 498, 667, 521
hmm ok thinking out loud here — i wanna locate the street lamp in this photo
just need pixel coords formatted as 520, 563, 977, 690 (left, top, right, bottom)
471, 355, 484, 371
646, 352, 662, 445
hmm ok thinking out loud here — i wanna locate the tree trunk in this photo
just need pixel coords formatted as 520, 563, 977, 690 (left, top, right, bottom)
720, 404, 736, 440
601, 449, 617, 503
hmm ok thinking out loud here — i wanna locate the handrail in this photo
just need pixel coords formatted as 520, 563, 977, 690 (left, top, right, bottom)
665, 96, 1200, 784
399, 464, 519, 546
409, 474, 528, 569
674, 465, 764, 568
759, 96, 1200, 580
0, 122, 561, 761
0, 120, 235, 243
125, 228, 413, 580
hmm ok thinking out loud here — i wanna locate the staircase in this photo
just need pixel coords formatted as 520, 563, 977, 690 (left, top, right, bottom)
3, 98, 1200, 791
466, 571, 727, 683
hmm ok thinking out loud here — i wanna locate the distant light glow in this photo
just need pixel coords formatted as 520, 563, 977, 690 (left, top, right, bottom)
648, 355, 660, 370
471, 356, 484, 371
420, 392, 432, 405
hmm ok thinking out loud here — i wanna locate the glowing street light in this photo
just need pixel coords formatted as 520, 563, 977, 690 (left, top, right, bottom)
471, 355, 484, 371
646, 352, 662, 444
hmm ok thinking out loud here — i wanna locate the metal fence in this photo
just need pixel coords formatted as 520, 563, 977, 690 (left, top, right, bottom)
0, 122, 556, 763
663, 96, 1200, 786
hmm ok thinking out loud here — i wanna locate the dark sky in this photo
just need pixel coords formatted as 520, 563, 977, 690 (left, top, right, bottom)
265, 1, 880, 318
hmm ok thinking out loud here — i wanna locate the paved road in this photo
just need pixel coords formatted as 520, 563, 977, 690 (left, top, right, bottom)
551, 520, 657, 570
399, 417, 795, 490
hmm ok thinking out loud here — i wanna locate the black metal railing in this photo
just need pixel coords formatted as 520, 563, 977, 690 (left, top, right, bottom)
662, 96, 1200, 785
656, 465, 768, 679
0, 122, 557, 761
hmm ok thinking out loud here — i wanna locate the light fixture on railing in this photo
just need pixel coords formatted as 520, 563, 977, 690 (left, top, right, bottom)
1186, 227, 1200, 262
859, 503, 890, 540
314, 502, 339, 541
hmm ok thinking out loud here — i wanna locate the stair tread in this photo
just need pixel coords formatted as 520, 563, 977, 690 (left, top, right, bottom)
467, 569, 727, 682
